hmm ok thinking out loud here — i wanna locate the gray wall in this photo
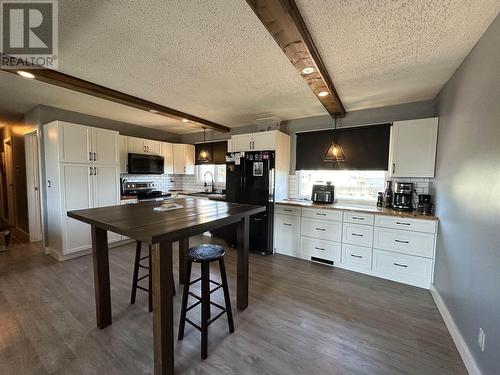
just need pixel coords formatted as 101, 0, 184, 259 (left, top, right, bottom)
433, 15, 500, 375
179, 100, 436, 174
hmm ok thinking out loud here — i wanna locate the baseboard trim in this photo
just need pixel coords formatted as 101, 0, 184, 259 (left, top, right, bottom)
430, 285, 481, 375
46, 239, 134, 262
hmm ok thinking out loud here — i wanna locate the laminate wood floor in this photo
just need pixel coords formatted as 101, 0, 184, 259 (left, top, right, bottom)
0, 236, 466, 375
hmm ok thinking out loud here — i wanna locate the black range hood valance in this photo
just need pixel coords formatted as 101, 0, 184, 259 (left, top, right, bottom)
295, 124, 391, 171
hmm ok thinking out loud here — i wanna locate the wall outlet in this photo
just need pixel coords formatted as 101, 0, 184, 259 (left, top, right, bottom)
478, 328, 486, 352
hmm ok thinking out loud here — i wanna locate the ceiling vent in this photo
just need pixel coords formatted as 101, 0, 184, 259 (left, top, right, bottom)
256, 117, 281, 132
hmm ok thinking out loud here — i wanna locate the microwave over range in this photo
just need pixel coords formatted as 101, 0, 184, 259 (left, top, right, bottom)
128, 153, 164, 174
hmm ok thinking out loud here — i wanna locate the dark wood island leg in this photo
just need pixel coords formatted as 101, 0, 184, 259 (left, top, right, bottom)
178, 237, 189, 284
151, 241, 174, 375
91, 225, 112, 329
236, 216, 250, 310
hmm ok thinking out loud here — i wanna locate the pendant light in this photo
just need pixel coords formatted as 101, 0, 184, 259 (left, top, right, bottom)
197, 128, 211, 164
324, 115, 345, 162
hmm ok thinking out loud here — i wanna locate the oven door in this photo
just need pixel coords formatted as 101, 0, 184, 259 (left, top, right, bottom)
128, 153, 164, 174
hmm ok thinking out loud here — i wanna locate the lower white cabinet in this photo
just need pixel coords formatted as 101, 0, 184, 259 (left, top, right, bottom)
341, 244, 373, 271
273, 203, 438, 289
274, 214, 301, 257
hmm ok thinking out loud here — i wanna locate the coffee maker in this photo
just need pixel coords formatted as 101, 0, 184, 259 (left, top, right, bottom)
417, 194, 434, 215
393, 182, 413, 211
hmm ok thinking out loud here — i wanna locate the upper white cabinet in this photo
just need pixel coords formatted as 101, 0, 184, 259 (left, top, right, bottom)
161, 142, 174, 174
119, 135, 128, 173
389, 118, 438, 178
172, 144, 195, 174
54, 121, 118, 165
231, 130, 282, 152
127, 137, 162, 155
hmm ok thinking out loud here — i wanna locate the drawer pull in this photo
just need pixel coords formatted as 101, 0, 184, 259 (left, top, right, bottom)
352, 233, 363, 237
393, 263, 408, 268
352, 216, 364, 220
283, 223, 292, 226
351, 254, 363, 259
283, 209, 293, 212
315, 212, 327, 216
314, 247, 325, 251
396, 222, 411, 226
315, 227, 326, 231
395, 239, 409, 244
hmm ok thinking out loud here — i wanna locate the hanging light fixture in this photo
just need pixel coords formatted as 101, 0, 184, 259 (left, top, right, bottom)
197, 128, 212, 164
324, 115, 345, 162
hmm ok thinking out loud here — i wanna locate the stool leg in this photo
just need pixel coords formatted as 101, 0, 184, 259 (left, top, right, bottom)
130, 241, 142, 304
201, 262, 210, 360
148, 245, 153, 312
219, 258, 235, 333
178, 261, 192, 340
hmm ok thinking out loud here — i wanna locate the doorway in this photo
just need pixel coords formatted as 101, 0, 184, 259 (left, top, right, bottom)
3, 137, 15, 226
24, 131, 43, 242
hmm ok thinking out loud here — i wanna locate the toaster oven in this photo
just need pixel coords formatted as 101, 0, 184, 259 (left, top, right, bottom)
311, 184, 335, 204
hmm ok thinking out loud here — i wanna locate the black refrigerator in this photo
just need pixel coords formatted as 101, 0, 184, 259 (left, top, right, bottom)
224, 151, 275, 255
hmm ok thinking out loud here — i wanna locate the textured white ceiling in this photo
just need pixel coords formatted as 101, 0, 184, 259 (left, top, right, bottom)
295, 0, 500, 110
1, 1, 498, 134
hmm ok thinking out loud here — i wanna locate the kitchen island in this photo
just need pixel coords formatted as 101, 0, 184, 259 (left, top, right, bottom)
67, 197, 265, 375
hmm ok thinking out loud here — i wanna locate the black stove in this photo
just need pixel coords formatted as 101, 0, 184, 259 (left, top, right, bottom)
121, 180, 171, 202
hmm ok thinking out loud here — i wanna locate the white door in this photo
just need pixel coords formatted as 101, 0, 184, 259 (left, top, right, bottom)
161, 142, 174, 174
144, 139, 162, 155
93, 165, 121, 243
61, 164, 93, 254
231, 134, 253, 152
127, 137, 145, 154
92, 128, 119, 165
390, 118, 438, 178
252, 131, 277, 151
59, 122, 92, 163
3, 138, 15, 226
118, 135, 128, 173
24, 133, 43, 242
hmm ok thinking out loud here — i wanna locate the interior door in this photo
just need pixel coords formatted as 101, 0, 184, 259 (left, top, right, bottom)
61, 164, 93, 254
92, 128, 119, 165
93, 165, 121, 243
127, 137, 146, 154
24, 133, 43, 242
252, 131, 276, 151
3, 138, 15, 225
60, 122, 92, 163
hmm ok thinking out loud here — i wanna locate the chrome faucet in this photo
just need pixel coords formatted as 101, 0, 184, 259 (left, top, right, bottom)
203, 171, 215, 193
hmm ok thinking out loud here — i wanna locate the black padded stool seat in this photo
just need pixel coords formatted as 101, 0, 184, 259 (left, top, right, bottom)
186, 244, 225, 263
179, 243, 234, 360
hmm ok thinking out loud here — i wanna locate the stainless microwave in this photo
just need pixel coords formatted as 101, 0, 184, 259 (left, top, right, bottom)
128, 153, 164, 174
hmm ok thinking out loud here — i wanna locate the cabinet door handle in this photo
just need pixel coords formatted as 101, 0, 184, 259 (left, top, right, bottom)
315, 227, 326, 231
283, 223, 292, 226
93, 152, 97, 161
89, 152, 92, 161
94, 167, 97, 175
392, 162, 396, 174
395, 239, 409, 244
47, 180, 51, 188
352, 233, 363, 237
89, 167, 93, 176
393, 263, 408, 268
314, 247, 325, 251
351, 254, 362, 259
315, 212, 326, 216
252, 141, 255, 149
396, 222, 411, 226
143, 145, 146, 152
352, 216, 364, 220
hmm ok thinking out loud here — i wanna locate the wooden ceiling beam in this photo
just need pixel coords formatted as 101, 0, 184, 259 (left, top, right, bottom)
1, 55, 230, 133
246, 0, 346, 117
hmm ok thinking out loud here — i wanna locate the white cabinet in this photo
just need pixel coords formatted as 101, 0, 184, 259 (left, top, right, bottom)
127, 137, 162, 155
172, 144, 195, 174
302, 237, 341, 264
274, 214, 301, 257
389, 118, 438, 177
119, 135, 128, 173
342, 244, 373, 271
44, 121, 120, 259
231, 130, 282, 152
161, 142, 174, 174
301, 217, 342, 242
342, 222, 374, 248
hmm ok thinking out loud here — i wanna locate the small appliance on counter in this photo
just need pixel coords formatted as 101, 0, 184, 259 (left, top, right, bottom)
417, 194, 434, 215
392, 182, 413, 211
377, 192, 384, 208
122, 180, 171, 202
383, 181, 393, 208
311, 183, 335, 204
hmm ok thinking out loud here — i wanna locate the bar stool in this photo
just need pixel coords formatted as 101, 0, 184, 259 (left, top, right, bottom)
131, 241, 175, 312
178, 244, 234, 360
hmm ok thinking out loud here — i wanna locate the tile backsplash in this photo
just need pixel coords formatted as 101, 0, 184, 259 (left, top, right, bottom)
120, 173, 221, 193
